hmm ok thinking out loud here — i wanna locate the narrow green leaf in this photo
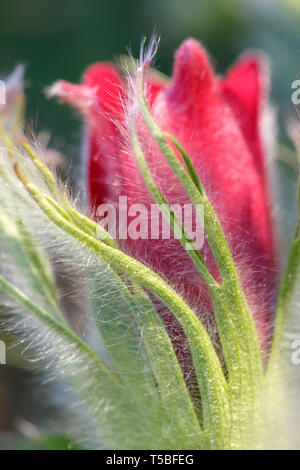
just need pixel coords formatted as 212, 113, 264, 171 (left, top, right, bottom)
0, 208, 63, 322
18, 177, 229, 448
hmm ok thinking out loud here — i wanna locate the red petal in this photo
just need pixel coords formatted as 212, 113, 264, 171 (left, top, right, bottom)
83, 63, 125, 117
82, 65, 126, 209
221, 53, 269, 182
152, 39, 277, 348
50, 64, 127, 209
166, 38, 214, 110
83, 64, 167, 209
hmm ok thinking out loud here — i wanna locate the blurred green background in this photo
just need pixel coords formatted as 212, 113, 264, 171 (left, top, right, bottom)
0, 0, 299, 158
0, 0, 300, 449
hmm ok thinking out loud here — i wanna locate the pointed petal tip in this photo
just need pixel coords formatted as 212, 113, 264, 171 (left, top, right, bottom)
232, 50, 269, 70
46, 80, 97, 111
46, 80, 65, 99
6, 64, 25, 85
168, 38, 214, 107
174, 38, 213, 79
4, 64, 25, 100
224, 50, 270, 100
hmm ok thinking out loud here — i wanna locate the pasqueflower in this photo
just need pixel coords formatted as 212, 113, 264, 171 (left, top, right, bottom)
50, 38, 278, 354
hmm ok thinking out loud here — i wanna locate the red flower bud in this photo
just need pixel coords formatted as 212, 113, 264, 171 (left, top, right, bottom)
50, 39, 278, 354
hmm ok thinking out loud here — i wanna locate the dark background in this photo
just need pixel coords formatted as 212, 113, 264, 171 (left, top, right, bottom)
0, 0, 299, 162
